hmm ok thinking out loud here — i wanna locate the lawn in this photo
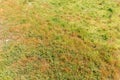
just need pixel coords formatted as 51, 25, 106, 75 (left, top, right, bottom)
0, 0, 120, 80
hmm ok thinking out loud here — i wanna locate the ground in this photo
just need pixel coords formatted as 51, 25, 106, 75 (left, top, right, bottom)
0, 0, 120, 80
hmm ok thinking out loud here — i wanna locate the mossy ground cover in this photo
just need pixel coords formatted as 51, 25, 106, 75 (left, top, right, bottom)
0, 0, 120, 80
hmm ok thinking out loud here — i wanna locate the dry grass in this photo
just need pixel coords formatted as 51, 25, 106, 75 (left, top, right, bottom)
0, 0, 120, 80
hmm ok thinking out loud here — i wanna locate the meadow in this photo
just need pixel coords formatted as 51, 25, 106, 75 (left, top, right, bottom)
0, 0, 120, 80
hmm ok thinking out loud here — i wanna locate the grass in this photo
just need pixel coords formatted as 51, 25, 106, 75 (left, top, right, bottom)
0, 0, 120, 80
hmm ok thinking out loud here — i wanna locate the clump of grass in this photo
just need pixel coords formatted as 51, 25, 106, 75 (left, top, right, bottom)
0, 0, 120, 80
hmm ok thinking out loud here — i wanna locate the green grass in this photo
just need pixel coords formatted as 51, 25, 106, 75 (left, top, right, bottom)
0, 0, 120, 80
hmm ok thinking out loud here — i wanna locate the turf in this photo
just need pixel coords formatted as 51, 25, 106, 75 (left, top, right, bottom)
0, 0, 120, 80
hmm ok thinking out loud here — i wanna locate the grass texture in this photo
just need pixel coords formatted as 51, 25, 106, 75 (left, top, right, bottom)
0, 0, 120, 80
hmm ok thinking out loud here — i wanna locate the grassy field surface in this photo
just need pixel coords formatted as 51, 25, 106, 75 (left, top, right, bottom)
0, 0, 120, 80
